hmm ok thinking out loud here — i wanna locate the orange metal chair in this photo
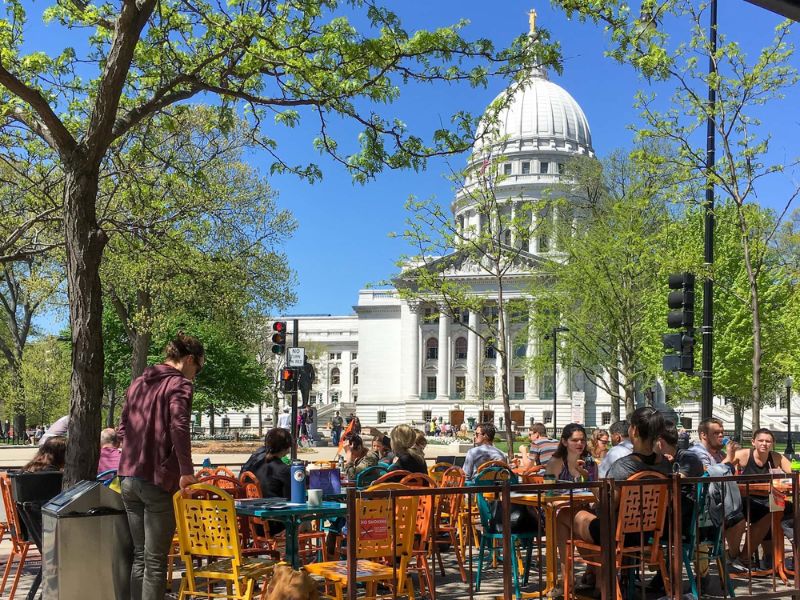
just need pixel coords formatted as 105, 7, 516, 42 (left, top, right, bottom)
427, 462, 452, 484
373, 470, 411, 485
304, 483, 417, 600
0, 472, 38, 600
520, 468, 545, 484
564, 471, 671, 600
433, 467, 468, 582
198, 475, 246, 497
400, 474, 437, 599
214, 466, 238, 478
173, 483, 274, 599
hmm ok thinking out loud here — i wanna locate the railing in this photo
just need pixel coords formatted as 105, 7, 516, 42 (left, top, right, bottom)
339, 472, 800, 600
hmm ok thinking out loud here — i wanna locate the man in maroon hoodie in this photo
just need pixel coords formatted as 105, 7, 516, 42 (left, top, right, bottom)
118, 333, 204, 600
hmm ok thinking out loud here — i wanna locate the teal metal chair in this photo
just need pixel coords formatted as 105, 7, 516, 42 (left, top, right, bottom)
355, 464, 388, 489
682, 477, 735, 598
471, 466, 535, 599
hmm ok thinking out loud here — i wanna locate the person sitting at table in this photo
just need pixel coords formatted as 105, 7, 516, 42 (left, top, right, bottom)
555, 407, 669, 596
248, 428, 292, 500
463, 422, 506, 479
414, 429, 427, 456
387, 424, 427, 474
341, 432, 377, 480
23, 436, 67, 472
97, 427, 122, 475
545, 423, 598, 483
598, 420, 631, 478
588, 428, 610, 462
726, 428, 790, 570
520, 423, 559, 469
370, 434, 393, 465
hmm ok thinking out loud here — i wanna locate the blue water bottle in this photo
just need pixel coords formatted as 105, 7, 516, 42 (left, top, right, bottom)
290, 460, 307, 503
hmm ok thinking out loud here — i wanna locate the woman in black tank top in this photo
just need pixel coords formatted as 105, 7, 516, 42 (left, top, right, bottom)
728, 429, 792, 566
741, 447, 776, 475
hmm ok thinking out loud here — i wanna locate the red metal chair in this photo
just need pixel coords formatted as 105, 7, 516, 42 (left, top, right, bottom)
0, 473, 38, 600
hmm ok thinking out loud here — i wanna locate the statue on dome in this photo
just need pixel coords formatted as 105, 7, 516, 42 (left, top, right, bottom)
528, 8, 537, 34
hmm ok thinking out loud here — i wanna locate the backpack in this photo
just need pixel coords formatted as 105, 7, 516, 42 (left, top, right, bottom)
705, 463, 743, 528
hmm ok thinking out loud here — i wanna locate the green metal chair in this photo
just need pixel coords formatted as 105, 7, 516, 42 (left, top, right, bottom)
471, 466, 535, 599
682, 476, 735, 598
355, 464, 388, 489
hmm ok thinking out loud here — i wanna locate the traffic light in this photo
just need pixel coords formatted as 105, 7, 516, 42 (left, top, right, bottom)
271, 321, 287, 355
280, 367, 297, 393
667, 272, 695, 328
663, 272, 695, 373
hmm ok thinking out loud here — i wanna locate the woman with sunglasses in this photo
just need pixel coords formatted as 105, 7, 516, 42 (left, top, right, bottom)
588, 428, 610, 461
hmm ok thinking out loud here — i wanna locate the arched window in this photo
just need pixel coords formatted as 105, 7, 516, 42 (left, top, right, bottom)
426, 337, 438, 360
455, 337, 468, 360
514, 344, 527, 358
485, 345, 496, 359
330, 367, 340, 385
352, 367, 359, 385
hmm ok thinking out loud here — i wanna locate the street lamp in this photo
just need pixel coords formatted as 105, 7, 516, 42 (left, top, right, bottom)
785, 376, 794, 457
544, 326, 569, 438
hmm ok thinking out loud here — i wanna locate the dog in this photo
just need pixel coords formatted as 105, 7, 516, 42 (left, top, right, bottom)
263, 564, 320, 600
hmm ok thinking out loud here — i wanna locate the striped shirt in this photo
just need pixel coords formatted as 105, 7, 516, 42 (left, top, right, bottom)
530, 437, 559, 466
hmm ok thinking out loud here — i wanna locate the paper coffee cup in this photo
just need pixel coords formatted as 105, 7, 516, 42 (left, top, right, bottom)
307, 488, 323, 507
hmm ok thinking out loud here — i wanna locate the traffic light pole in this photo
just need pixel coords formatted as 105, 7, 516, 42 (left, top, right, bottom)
290, 318, 299, 461
701, 0, 717, 423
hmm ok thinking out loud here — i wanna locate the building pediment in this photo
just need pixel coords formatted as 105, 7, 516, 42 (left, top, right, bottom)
396, 246, 556, 285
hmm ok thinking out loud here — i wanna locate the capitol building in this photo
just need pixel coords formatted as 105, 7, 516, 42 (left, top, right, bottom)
203, 18, 794, 437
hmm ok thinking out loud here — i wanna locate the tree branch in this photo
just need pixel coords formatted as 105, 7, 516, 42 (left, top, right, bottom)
0, 68, 77, 155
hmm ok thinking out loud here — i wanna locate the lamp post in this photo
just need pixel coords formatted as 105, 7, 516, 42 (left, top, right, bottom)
785, 376, 794, 457
544, 326, 569, 438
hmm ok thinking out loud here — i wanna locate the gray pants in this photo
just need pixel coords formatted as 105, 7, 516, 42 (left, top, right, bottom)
121, 477, 176, 600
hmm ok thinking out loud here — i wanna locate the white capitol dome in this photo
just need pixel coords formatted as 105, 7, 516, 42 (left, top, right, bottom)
476, 68, 594, 157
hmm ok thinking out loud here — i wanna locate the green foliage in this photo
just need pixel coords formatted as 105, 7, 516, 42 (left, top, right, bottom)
151, 312, 268, 417
530, 151, 682, 419
16, 336, 71, 424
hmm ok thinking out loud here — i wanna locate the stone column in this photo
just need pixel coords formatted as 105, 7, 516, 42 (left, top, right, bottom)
404, 303, 420, 401
526, 308, 537, 402
467, 310, 479, 401
437, 308, 450, 401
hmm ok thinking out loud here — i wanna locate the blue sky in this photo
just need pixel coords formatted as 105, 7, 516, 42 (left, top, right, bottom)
264, 1, 800, 317
25, 1, 800, 329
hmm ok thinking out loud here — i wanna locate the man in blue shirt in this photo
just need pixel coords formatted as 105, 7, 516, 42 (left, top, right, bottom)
598, 420, 632, 478
463, 422, 506, 479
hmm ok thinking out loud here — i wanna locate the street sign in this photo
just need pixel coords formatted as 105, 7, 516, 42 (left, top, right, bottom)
287, 347, 305, 367
571, 391, 586, 423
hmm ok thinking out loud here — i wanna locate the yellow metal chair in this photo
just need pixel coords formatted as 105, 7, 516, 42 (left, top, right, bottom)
173, 483, 275, 600
304, 483, 418, 600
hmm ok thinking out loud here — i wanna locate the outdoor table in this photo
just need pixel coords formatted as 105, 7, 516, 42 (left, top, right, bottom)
736, 480, 791, 583
235, 499, 346, 569
509, 490, 596, 599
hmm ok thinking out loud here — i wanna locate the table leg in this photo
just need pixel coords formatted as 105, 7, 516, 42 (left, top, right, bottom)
286, 518, 299, 570
514, 505, 556, 599
774, 512, 788, 583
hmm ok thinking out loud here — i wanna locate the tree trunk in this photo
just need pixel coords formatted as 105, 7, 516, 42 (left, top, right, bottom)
209, 405, 216, 436
733, 401, 744, 441
609, 365, 621, 423
496, 295, 514, 455
737, 212, 763, 431
106, 386, 117, 428
63, 166, 108, 488
129, 289, 152, 380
